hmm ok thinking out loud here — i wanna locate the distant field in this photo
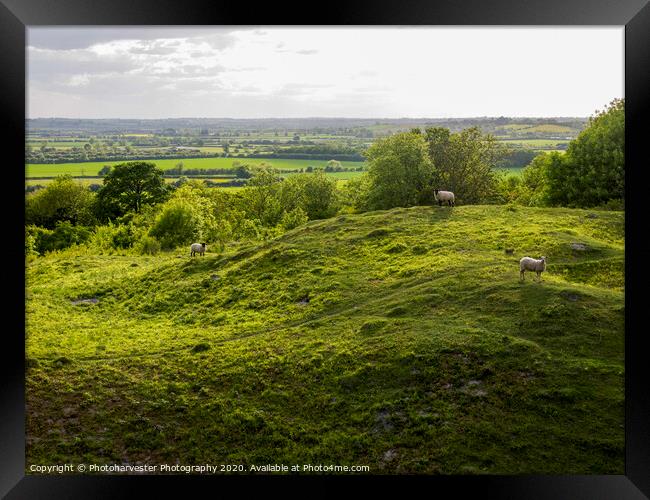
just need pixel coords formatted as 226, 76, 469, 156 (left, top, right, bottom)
195, 146, 224, 153
26, 177, 239, 187
499, 139, 569, 147
282, 170, 364, 180
524, 124, 575, 134
26, 158, 367, 178
28, 141, 90, 149
497, 124, 576, 134
497, 167, 525, 177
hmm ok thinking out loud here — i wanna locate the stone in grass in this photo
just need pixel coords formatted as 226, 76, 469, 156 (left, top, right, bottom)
211, 274, 221, 281
191, 343, 210, 353
53, 356, 72, 367
560, 290, 580, 302
570, 242, 588, 251
375, 409, 393, 432
71, 297, 99, 305
460, 380, 487, 397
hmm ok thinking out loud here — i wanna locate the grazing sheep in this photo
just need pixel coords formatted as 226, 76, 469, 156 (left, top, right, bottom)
434, 189, 455, 207
190, 242, 206, 257
520, 256, 546, 281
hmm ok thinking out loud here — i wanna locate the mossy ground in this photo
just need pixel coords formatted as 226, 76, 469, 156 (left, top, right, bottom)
25, 205, 624, 474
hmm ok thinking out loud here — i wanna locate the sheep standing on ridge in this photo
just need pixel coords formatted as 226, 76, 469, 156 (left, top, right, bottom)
190, 242, 207, 257
434, 189, 455, 207
520, 256, 546, 281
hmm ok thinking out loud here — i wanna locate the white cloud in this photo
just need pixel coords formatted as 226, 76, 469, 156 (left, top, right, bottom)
27, 27, 624, 118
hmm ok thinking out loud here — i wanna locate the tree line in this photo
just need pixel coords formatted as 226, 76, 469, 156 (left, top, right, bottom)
25, 99, 624, 258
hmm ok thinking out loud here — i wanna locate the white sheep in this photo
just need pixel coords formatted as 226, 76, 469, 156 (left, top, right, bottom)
190, 242, 206, 257
434, 189, 455, 207
520, 256, 546, 281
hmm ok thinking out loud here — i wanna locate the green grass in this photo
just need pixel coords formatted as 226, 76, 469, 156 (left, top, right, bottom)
496, 167, 525, 177
25, 205, 624, 474
282, 170, 365, 180
26, 177, 237, 187
28, 141, 91, 149
25, 158, 367, 178
499, 139, 570, 147
497, 124, 576, 134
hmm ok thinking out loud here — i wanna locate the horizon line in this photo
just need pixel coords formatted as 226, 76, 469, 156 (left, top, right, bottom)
26, 115, 590, 120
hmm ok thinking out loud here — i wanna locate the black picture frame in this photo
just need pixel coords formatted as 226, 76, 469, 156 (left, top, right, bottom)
2, 0, 649, 497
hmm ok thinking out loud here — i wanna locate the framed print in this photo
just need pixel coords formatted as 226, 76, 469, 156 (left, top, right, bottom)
2, 0, 649, 497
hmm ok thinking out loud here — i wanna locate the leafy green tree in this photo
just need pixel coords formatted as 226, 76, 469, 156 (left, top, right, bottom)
25, 175, 96, 228
424, 126, 506, 205
364, 131, 434, 210
337, 175, 372, 212
96, 161, 169, 219
240, 168, 283, 226
520, 152, 557, 206
545, 98, 624, 207
147, 185, 219, 249
149, 200, 203, 249
277, 175, 306, 214
278, 171, 340, 220
301, 171, 340, 219
325, 160, 342, 172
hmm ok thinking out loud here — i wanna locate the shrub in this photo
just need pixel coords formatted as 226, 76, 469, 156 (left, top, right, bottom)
301, 171, 340, 219
25, 175, 96, 228
596, 198, 625, 211
280, 207, 309, 230
27, 221, 92, 255
111, 223, 141, 249
134, 235, 161, 255
25, 226, 41, 258
149, 200, 203, 249
89, 222, 142, 252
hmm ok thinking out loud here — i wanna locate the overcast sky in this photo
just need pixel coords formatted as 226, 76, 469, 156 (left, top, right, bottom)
27, 27, 624, 119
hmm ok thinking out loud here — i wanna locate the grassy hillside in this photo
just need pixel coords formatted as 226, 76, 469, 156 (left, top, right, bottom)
25, 205, 624, 474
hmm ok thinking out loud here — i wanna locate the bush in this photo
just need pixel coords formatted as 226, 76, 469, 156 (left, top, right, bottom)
89, 222, 142, 252
27, 221, 92, 255
25, 175, 96, 228
301, 171, 340, 219
596, 198, 625, 211
134, 235, 161, 255
25, 227, 41, 258
110, 223, 140, 249
203, 219, 233, 251
280, 207, 309, 230
337, 175, 371, 212
148, 200, 203, 249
